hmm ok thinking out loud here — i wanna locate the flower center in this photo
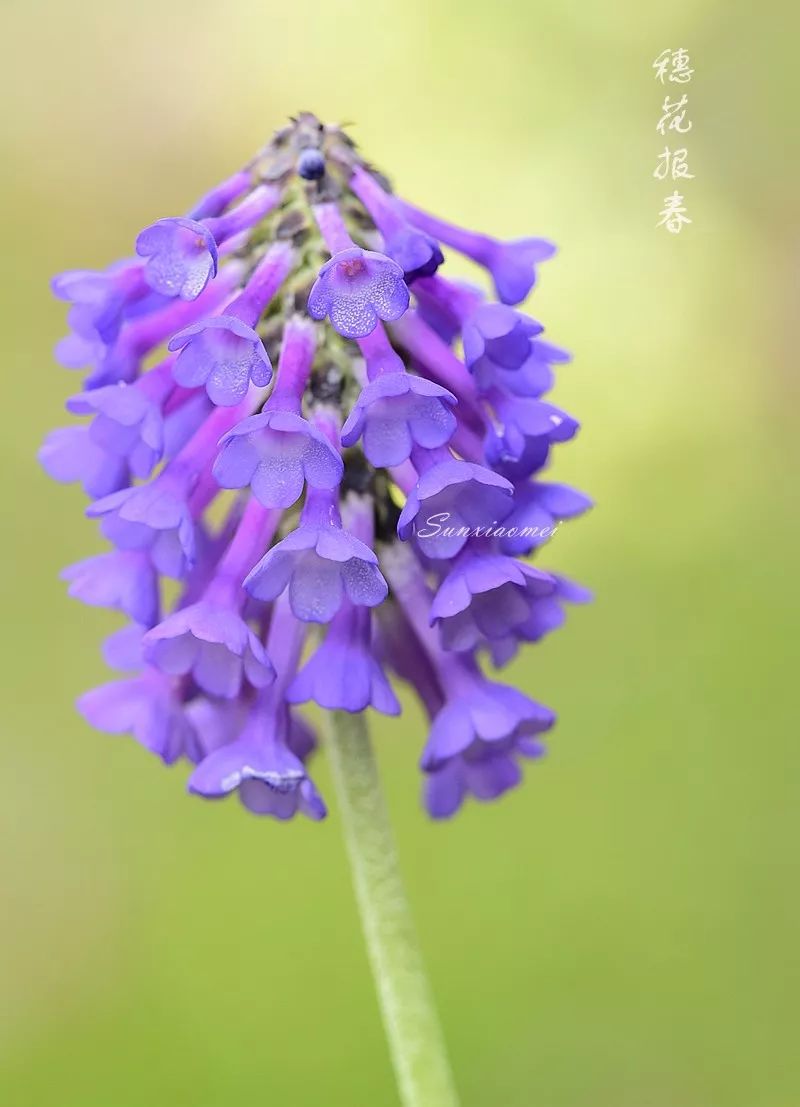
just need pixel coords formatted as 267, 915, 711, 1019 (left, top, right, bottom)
339, 258, 366, 279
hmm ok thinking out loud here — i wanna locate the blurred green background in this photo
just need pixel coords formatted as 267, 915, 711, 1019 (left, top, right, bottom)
2, 1, 799, 1104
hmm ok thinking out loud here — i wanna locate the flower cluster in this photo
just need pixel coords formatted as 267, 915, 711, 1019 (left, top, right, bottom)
43, 112, 591, 821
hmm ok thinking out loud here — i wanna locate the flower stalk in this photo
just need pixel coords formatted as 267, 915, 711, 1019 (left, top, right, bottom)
326, 709, 460, 1107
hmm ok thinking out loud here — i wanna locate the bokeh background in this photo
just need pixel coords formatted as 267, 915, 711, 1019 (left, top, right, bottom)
3, 1, 798, 1104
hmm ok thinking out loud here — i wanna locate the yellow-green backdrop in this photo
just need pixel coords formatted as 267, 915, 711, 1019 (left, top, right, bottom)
2, 1, 798, 1104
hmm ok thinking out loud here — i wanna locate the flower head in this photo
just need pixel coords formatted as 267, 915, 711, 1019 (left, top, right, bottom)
288, 602, 400, 715
87, 480, 196, 578
136, 217, 220, 300
46, 113, 590, 821
51, 263, 149, 345
214, 410, 343, 507
245, 503, 388, 622
463, 303, 543, 376
430, 551, 556, 653
188, 703, 326, 820
308, 247, 410, 338
142, 601, 275, 699
66, 379, 166, 479
341, 373, 457, 467
78, 670, 199, 765
397, 458, 514, 559
169, 316, 273, 406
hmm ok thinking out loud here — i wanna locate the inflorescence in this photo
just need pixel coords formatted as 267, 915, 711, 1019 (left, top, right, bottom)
43, 112, 592, 820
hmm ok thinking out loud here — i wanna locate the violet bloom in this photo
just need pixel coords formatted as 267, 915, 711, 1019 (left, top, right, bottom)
412, 276, 484, 345
488, 574, 594, 667
215, 409, 343, 506
483, 337, 571, 398
213, 316, 343, 506
430, 551, 556, 653
136, 218, 219, 301
60, 264, 243, 388
397, 453, 514, 559
142, 602, 274, 698
87, 480, 197, 578
142, 498, 277, 697
78, 669, 198, 765
288, 601, 400, 715
88, 391, 257, 577
383, 546, 555, 772
47, 113, 590, 824
169, 242, 293, 405
136, 184, 279, 300
287, 493, 400, 713
484, 397, 579, 473
308, 246, 410, 339
350, 167, 443, 281
188, 705, 326, 819
341, 370, 457, 467
52, 262, 149, 346
188, 595, 326, 820
381, 543, 556, 817
245, 487, 388, 623
463, 303, 542, 374
62, 550, 159, 628
495, 480, 593, 557
424, 737, 546, 819
39, 425, 129, 498
397, 198, 556, 305
65, 360, 175, 479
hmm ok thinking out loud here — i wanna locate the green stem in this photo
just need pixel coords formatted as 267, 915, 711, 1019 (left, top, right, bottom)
325, 710, 461, 1107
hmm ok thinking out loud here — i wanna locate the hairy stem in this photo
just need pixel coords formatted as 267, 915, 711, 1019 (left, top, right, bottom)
325, 710, 460, 1107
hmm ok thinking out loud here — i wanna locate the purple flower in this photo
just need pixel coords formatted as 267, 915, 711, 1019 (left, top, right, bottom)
412, 276, 484, 345
488, 574, 593, 667
169, 316, 272, 406
397, 458, 514, 559
87, 479, 196, 579
430, 551, 555, 652
390, 311, 481, 409
38, 425, 128, 498
136, 217, 220, 300
384, 230, 443, 283
78, 670, 198, 765
379, 542, 557, 817
424, 737, 545, 819
51, 262, 148, 346
188, 697, 326, 821
308, 247, 410, 338
495, 480, 593, 557
103, 623, 147, 671
214, 410, 343, 507
420, 670, 555, 772
484, 398, 579, 477
59, 263, 244, 388
463, 303, 542, 376
142, 601, 274, 698
288, 603, 400, 715
167, 243, 293, 406
486, 239, 558, 306
341, 372, 457, 467
480, 337, 571, 398
351, 168, 443, 282
62, 550, 159, 627
46, 114, 590, 823
397, 198, 556, 304
245, 508, 388, 622
66, 380, 166, 479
